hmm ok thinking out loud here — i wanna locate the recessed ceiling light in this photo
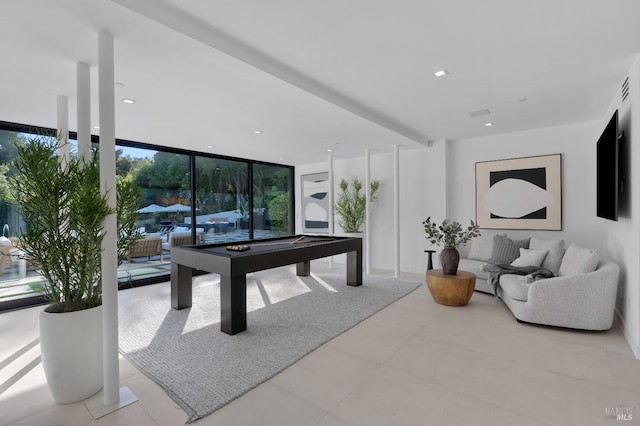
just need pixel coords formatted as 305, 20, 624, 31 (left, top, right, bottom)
253, 130, 263, 134
207, 145, 213, 149
327, 149, 333, 152
484, 122, 493, 127
433, 69, 449, 78
92, 125, 100, 129
122, 98, 136, 104
279, 157, 284, 161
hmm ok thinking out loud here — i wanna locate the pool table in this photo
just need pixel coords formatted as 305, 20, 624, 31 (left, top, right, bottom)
170, 235, 362, 335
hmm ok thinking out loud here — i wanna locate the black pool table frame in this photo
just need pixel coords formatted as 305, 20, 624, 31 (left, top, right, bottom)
170, 235, 362, 335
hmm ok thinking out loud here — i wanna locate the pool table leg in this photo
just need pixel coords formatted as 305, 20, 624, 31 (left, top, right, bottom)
220, 274, 247, 335
171, 263, 192, 309
346, 249, 362, 286
296, 260, 310, 276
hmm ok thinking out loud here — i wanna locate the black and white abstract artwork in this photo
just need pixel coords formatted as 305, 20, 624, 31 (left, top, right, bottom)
476, 154, 562, 230
301, 172, 330, 233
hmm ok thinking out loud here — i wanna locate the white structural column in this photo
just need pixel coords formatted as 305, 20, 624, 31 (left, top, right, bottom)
328, 154, 334, 268
76, 62, 92, 162
328, 154, 334, 235
98, 31, 119, 406
394, 145, 400, 278
56, 95, 69, 166
364, 149, 371, 273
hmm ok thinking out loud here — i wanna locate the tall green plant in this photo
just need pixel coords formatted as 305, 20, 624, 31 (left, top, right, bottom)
9, 135, 142, 313
334, 177, 380, 233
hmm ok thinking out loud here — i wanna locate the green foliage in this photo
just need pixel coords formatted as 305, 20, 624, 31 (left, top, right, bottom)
253, 164, 290, 211
0, 130, 25, 164
115, 148, 134, 176
0, 131, 28, 204
0, 163, 10, 200
422, 217, 480, 248
116, 175, 144, 265
268, 192, 290, 234
334, 177, 380, 233
134, 151, 190, 191
8, 135, 142, 313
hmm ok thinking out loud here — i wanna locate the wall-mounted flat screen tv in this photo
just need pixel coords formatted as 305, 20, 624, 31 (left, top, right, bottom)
596, 110, 621, 221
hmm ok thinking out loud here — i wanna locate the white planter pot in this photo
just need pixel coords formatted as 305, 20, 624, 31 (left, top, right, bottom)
39, 305, 103, 404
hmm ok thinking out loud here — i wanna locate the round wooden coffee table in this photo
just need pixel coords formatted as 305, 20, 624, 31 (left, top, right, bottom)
425, 269, 476, 306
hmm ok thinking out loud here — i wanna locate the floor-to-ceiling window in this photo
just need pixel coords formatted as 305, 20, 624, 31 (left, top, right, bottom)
115, 146, 192, 285
0, 128, 38, 305
0, 122, 295, 311
194, 156, 250, 243
253, 163, 294, 238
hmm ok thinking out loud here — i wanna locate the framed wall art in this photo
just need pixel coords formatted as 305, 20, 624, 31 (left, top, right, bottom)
475, 154, 562, 230
301, 172, 330, 233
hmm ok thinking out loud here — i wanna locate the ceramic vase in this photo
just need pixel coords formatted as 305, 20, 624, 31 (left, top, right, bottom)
439, 246, 459, 275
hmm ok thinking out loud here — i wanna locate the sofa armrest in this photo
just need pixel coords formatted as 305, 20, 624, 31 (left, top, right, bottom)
526, 260, 619, 325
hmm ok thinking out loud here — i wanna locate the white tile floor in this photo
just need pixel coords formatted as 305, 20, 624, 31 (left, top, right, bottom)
1, 271, 639, 426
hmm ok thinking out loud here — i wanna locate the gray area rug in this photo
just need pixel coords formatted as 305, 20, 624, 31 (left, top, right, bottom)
118, 265, 421, 422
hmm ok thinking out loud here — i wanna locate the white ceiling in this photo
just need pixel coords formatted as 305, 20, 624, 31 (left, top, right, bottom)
1, 0, 639, 165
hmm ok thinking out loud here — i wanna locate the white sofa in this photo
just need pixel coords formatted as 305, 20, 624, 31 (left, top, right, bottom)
457, 234, 620, 330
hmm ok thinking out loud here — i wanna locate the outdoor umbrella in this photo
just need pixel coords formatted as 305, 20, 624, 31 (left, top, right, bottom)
136, 203, 166, 214
162, 203, 191, 212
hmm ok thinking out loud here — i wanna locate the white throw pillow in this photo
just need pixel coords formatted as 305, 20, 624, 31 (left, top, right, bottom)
558, 243, 599, 276
468, 233, 504, 262
529, 237, 564, 275
510, 248, 549, 267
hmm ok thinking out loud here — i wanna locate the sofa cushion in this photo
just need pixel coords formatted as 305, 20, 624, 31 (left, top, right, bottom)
510, 248, 548, 268
529, 237, 564, 275
489, 235, 530, 264
467, 233, 504, 262
558, 243, 599, 276
499, 274, 531, 302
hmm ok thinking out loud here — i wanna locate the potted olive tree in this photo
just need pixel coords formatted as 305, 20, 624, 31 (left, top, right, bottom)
334, 177, 380, 268
8, 135, 142, 403
334, 177, 380, 234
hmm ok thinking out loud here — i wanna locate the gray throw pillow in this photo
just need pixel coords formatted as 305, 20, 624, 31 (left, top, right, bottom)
489, 235, 530, 264
467, 233, 504, 262
529, 237, 565, 276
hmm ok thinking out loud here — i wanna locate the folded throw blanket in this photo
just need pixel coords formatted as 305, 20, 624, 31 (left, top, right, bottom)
482, 264, 555, 296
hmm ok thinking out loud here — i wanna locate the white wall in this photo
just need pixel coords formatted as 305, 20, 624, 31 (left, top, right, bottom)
599, 55, 640, 358
295, 142, 446, 275
447, 121, 602, 247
